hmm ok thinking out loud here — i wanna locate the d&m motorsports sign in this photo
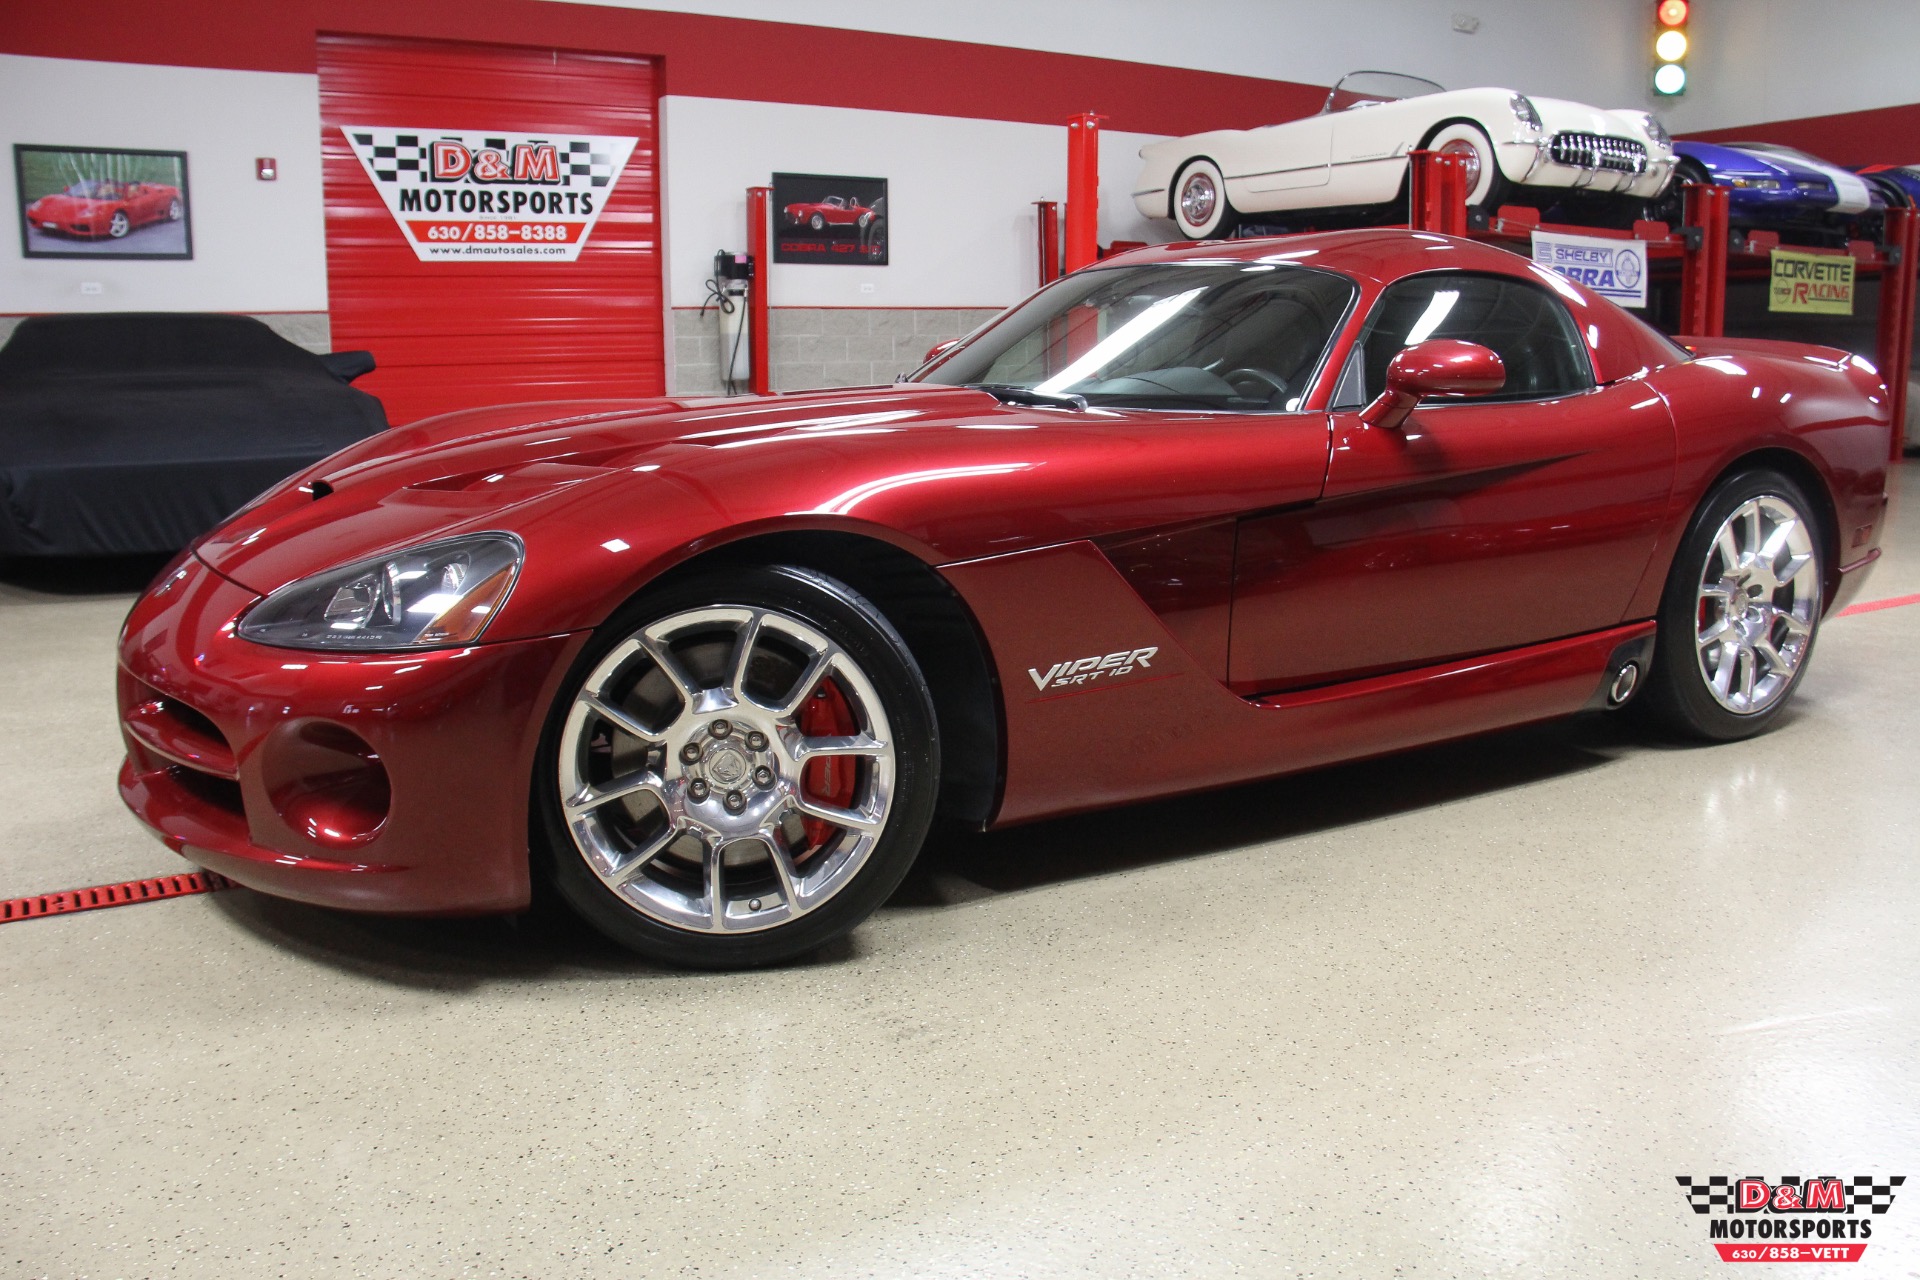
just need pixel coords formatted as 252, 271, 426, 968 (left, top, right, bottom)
342, 127, 637, 261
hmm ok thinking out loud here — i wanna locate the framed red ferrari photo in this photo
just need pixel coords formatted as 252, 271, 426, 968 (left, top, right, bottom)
15, 144, 193, 260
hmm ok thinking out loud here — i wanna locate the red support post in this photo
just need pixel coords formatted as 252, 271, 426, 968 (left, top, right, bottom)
1705, 186, 1730, 337
1064, 112, 1103, 273
1034, 200, 1061, 287
1406, 150, 1469, 236
1678, 183, 1730, 337
746, 185, 771, 395
1876, 205, 1918, 461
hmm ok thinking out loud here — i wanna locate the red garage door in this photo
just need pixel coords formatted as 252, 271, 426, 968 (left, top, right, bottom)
318, 34, 663, 425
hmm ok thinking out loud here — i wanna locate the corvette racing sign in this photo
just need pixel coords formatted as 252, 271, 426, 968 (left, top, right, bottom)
341, 127, 637, 262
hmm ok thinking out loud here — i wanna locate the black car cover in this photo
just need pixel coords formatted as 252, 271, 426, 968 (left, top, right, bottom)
0, 313, 388, 556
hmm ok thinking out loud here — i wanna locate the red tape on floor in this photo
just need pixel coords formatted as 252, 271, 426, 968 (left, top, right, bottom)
5, 593, 1915, 926
1839, 591, 1920, 617
0, 871, 232, 925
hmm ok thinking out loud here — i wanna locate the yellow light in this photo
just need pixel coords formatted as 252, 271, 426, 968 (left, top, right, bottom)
1654, 63, 1688, 94
1656, 28, 1689, 61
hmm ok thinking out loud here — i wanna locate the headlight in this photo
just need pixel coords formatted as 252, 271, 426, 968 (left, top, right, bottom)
238, 532, 523, 651
1636, 112, 1671, 148
1728, 177, 1783, 190
1510, 94, 1542, 131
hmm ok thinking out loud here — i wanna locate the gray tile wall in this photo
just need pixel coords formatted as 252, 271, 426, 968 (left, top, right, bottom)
0, 312, 331, 352
672, 307, 1002, 396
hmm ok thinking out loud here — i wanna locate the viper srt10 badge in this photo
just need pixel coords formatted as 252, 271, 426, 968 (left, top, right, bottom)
1028, 647, 1158, 692
341, 126, 637, 262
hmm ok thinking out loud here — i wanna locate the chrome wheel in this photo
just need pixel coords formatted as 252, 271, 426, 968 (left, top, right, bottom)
1179, 171, 1218, 227
1693, 494, 1819, 714
557, 605, 896, 934
1439, 138, 1483, 193
108, 211, 129, 238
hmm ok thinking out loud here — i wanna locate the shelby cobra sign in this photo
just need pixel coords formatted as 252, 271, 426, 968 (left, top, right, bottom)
341, 127, 637, 261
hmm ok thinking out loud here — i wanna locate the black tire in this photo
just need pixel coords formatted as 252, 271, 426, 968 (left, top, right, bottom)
1651, 157, 1710, 228
535, 565, 939, 968
1638, 469, 1826, 741
1422, 121, 1510, 212
1171, 158, 1240, 240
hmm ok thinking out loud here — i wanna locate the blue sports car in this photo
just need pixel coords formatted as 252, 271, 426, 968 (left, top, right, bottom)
1856, 163, 1920, 208
1663, 140, 1889, 243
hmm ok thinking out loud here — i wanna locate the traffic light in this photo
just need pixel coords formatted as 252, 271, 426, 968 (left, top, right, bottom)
1654, 0, 1689, 95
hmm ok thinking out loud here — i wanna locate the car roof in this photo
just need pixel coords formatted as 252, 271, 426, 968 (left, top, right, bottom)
1093, 228, 1550, 291
1091, 228, 1686, 384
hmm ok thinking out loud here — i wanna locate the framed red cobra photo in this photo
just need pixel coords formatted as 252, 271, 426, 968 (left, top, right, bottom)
773, 171, 887, 265
15, 144, 193, 261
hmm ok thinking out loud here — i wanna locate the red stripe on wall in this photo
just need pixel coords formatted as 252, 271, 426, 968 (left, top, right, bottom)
1682, 101, 1920, 169
0, 1, 1327, 136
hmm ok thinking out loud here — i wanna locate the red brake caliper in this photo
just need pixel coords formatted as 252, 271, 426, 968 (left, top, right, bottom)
796, 678, 858, 853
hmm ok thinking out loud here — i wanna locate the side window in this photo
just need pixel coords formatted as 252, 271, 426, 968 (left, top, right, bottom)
1342, 273, 1594, 405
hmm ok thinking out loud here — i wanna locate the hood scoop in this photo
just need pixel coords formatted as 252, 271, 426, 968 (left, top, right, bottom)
405, 446, 640, 495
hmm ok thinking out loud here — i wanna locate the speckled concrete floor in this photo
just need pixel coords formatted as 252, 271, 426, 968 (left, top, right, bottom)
3, 469, 1917, 1280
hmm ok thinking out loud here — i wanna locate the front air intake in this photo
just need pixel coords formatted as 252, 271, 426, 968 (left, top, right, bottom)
1549, 132, 1650, 175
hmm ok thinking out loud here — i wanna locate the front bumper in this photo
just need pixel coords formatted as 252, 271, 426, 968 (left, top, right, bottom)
117, 553, 588, 914
1502, 140, 1673, 199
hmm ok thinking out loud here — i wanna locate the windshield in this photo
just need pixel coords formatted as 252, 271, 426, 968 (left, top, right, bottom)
1729, 142, 1819, 164
1323, 71, 1444, 113
64, 180, 124, 199
914, 263, 1356, 412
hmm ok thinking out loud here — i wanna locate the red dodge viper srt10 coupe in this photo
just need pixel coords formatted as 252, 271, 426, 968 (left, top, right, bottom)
25, 179, 183, 239
118, 229, 1892, 967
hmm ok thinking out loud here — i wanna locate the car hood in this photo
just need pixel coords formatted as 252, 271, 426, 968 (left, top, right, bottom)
27, 195, 111, 218
1529, 96, 1664, 149
1675, 141, 1810, 181
195, 385, 1045, 594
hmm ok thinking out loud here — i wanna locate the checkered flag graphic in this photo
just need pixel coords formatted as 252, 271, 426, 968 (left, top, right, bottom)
1851, 1175, 1904, 1214
564, 139, 618, 187
353, 132, 429, 183
1676, 1176, 1735, 1214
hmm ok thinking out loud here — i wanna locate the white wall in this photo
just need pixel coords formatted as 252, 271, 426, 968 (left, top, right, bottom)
0, 54, 329, 316
568, 0, 1656, 113
663, 97, 1161, 309
13, 2, 1915, 324
1654, 0, 1920, 134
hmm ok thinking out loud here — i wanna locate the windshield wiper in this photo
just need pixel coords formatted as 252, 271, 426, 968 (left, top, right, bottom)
966, 383, 1088, 410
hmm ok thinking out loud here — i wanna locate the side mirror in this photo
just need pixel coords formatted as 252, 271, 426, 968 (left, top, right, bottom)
923, 338, 959, 365
1358, 339, 1505, 431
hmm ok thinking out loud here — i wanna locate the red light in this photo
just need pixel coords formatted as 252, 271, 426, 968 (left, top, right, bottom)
1658, 0, 1688, 25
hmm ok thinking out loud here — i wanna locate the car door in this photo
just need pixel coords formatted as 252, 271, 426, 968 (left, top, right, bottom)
1231, 118, 1333, 196
1228, 270, 1676, 694
1329, 99, 1425, 206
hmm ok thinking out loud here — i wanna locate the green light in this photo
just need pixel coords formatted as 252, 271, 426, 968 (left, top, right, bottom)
1654, 63, 1687, 95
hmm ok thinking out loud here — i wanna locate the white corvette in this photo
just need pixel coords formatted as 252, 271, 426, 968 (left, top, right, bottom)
1135, 71, 1677, 239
